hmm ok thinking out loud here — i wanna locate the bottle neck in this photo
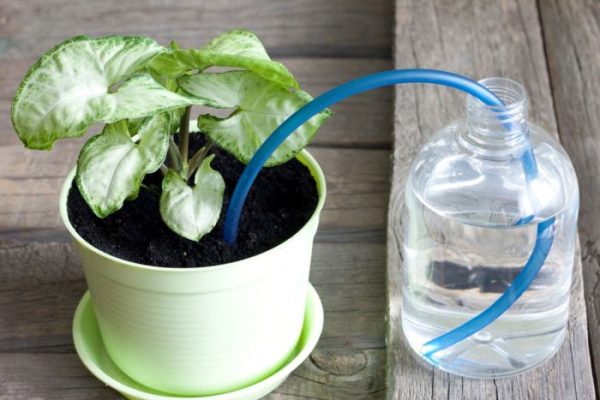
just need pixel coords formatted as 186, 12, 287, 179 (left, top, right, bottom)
460, 78, 529, 159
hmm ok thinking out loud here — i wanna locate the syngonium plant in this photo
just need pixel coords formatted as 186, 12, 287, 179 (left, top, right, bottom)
11, 29, 330, 241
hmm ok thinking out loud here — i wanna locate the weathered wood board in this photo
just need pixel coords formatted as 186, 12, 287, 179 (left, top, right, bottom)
2, 0, 600, 398
0, 0, 393, 398
0, 0, 393, 146
539, 0, 600, 396
0, 145, 391, 239
0, 58, 393, 148
386, 0, 596, 399
0, 240, 388, 399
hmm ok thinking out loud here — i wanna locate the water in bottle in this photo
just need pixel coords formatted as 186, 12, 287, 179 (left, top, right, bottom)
401, 78, 579, 378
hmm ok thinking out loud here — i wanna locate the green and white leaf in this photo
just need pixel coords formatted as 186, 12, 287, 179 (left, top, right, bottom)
11, 36, 160, 149
147, 40, 182, 88
126, 117, 146, 136
160, 155, 225, 241
11, 36, 209, 149
178, 70, 331, 166
106, 74, 201, 122
149, 29, 298, 88
76, 113, 170, 217
147, 41, 188, 135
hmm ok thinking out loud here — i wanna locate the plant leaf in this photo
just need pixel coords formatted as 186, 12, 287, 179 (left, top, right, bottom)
147, 41, 188, 135
160, 155, 225, 241
164, 108, 185, 134
11, 36, 160, 149
76, 113, 170, 217
178, 70, 331, 166
147, 40, 182, 87
11, 36, 209, 150
149, 29, 298, 88
107, 74, 201, 122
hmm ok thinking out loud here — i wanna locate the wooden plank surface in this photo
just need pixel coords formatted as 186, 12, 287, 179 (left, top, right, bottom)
386, 1, 595, 399
539, 0, 600, 395
0, 1, 393, 397
0, 56, 392, 239
0, 58, 393, 148
2, 0, 598, 398
0, 0, 393, 146
0, 242, 387, 399
0, 145, 390, 238
0, 0, 392, 58
0, 149, 389, 399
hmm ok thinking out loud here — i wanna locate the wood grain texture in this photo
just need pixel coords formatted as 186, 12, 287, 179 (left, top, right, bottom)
387, 0, 595, 399
0, 353, 120, 400
0, 0, 393, 147
539, 0, 600, 396
0, 0, 392, 59
0, 0, 393, 398
0, 242, 387, 351
0, 241, 387, 399
0, 144, 390, 237
0, 146, 390, 399
3, 0, 597, 397
0, 55, 392, 242
0, 58, 393, 147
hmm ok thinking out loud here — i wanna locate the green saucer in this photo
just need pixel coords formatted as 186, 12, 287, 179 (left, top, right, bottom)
72, 285, 324, 400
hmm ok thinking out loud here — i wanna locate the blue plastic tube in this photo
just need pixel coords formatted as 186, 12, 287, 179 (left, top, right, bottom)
421, 216, 555, 360
222, 68, 553, 360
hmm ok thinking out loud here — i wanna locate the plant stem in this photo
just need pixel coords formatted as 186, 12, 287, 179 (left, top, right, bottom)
160, 164, 169, 175
187, 140, 214, 180
179, 106, 192, 167
141, 183, 160, 195
168, 136, 182, 170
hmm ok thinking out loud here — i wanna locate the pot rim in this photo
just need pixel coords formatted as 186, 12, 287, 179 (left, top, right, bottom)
59, 149, 326, 273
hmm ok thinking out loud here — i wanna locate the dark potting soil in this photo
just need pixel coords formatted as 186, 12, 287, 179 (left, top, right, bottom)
67, 133, 319, 268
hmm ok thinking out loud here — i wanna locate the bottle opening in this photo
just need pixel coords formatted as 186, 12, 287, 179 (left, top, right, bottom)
463, 77, 529, 157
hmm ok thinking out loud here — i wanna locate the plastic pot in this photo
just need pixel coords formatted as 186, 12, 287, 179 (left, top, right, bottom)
59, 150, 326, 396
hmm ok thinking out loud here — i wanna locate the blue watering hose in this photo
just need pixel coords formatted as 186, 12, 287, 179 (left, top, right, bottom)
222, 69, 554, 360
421, 216, 555, 360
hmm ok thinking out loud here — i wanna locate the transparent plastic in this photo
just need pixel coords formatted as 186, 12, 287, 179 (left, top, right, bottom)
401, 78, 579, 378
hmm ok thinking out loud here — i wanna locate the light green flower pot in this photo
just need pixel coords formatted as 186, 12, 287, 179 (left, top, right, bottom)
60, 150, 326, 396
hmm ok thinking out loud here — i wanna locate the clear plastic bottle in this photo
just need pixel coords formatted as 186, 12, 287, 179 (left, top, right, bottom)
401, 78, 579, 378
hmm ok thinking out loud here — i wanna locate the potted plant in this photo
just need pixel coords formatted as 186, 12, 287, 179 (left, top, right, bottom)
11, 29, 330, 396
